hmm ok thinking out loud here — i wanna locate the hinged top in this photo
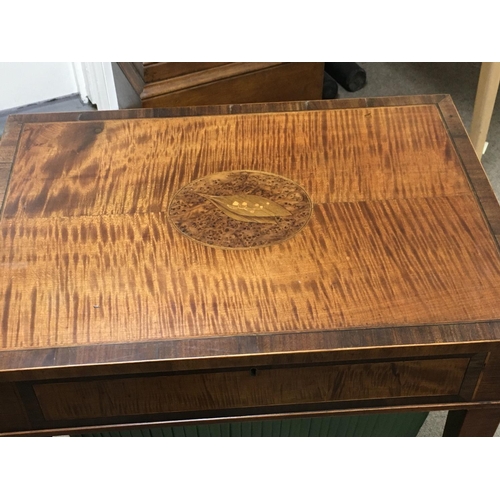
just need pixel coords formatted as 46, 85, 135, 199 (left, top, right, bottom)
2, 96, 500, 371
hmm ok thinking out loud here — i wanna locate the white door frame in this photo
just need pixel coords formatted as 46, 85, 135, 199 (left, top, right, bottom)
73, 62, 119, 110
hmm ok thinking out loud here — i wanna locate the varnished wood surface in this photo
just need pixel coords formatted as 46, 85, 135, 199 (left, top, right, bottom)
141, 63, 324, 108
143, 63, 231, 84
0, 163, 10, 205
0, 340, 491, 382
3, 95, 500, 436
34, 358, 469, 421
141, 63, 283, 100
0, 97, 499, 357
0, 119, 23, 163
2, 101, 500, 353
2, 197, 500, 350
1, 105, 474, 217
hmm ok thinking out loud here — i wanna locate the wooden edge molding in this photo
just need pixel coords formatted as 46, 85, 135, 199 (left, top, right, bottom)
140, 62, 283, 100
0, 117, 24, 215
4, 400, 500, 437
0, 117, 23, 163
1, 322, 500, 376
437, 95, 500, 243
5, 95, 451, 125
366, 94, 448, 107
143, 62, 231, 84
437, 95, 470, 138
0, 162, 12, 213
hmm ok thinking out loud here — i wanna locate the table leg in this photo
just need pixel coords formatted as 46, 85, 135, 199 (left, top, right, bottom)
469, 62, 500, 156
443, 408, 500, 436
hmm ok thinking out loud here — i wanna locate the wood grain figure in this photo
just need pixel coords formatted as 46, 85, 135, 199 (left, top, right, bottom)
1, 95, 500, 436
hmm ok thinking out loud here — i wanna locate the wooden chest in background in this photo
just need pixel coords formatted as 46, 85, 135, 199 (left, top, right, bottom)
115, 62, 324, 108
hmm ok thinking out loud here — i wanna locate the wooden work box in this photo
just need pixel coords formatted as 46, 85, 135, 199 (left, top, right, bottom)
1, 95, 500, 436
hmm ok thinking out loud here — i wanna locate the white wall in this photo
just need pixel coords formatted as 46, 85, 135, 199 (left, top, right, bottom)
0, 62, 78, 111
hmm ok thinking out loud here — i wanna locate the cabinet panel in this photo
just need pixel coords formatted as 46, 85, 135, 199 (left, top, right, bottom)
34, 357, 469, 421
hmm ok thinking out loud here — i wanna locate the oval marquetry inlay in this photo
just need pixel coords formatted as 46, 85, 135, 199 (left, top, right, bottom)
168, 170, 312, 249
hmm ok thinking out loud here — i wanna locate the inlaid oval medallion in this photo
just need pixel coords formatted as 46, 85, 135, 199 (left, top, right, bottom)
168, 170, 313, 249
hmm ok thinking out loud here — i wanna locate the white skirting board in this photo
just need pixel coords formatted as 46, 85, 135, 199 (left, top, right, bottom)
77, 62, 119, 111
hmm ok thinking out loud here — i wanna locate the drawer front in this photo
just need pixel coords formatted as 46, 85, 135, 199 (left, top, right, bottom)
33, 357, 470, 422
